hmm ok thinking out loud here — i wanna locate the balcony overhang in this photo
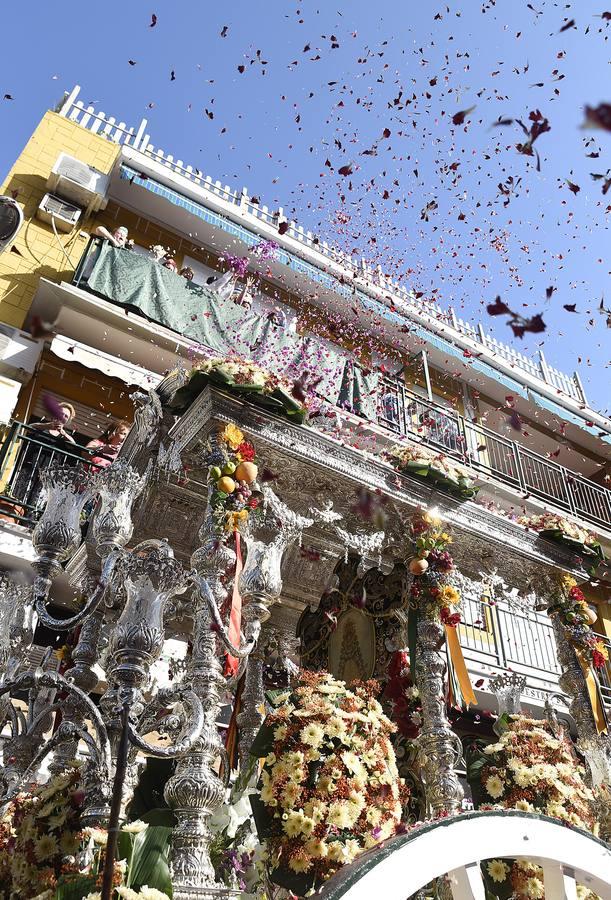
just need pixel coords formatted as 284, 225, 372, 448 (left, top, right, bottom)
110, 153, 611, 445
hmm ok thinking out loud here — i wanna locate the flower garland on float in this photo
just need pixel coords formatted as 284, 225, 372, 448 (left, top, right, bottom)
249, 671, 406, 897
0, 766, 170, 899
546, 573, 608, 734
406, 510, 477, 710
385, 443, 479, 500
518, 512, 604, 568
169, 356, 309, 422
467, 714, 599, 900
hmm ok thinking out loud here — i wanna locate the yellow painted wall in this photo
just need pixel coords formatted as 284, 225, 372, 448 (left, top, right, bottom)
0, 111, 121, 328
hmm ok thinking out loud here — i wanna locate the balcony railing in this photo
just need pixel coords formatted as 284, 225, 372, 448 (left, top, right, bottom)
0, 421, 105, 526
378, 376, 611, 529
459, 593, 611, 711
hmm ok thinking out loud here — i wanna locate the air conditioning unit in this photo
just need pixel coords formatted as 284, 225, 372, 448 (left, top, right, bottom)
37, 193, 82, 232
47, 153, 109, 211
0, 195, 23, 253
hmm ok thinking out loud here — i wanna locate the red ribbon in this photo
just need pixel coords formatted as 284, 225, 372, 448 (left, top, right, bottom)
224, 531, 243, 677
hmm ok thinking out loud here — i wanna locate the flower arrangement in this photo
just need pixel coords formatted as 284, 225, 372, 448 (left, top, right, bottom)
250, 671, 405, 895
385, 443, 478, 499
207, 423, 262, 535
169, 355, 309, 422
518, 513, 603, 562
384, 650, 422, 739
0, 768, 171, 900
547, 575, 608, 671
468, 714, 598, 900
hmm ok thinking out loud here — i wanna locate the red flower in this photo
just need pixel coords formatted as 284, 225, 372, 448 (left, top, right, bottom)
592, 649, 606, 669
237, 441, 256, 461
248, 498, 259, 509
568, 585, 586, 604
440, 607, 461, 627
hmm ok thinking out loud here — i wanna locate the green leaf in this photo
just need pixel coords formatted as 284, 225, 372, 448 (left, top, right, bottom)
127, 824, 174, 895
269, 863, 318, 896
493, 712, 511, 737
248, 721, 275, 758
250, 793, 275, 840
56, 875, 97, 899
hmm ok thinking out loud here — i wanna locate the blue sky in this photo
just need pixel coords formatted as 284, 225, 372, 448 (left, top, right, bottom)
1, 0, 610, 413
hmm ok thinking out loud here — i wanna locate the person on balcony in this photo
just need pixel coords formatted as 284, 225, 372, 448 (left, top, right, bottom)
93, 225, 133, 249
4, 402, 78, 522
206, 269, 237, 301
84, 420, 130, 469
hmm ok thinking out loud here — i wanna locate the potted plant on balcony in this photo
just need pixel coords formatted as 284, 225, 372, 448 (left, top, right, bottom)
385, 442, 479, 500
518, 513, 604, 564
168, 356, 309, 423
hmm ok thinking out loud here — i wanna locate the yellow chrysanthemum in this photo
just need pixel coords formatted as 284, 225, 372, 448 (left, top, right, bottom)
221, 423, 244, 450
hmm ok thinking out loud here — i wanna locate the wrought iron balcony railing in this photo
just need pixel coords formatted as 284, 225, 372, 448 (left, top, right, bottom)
0, 420, 106, 526
378, 376, 611, 529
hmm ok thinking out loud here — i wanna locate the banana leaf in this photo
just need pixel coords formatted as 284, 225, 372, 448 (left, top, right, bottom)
271, 385, 306, 413
249, 721, 275, 758
540, 529, 604, 560
126, 822, 174, 896
56, 875, 97, 899
249, 793, 275, 840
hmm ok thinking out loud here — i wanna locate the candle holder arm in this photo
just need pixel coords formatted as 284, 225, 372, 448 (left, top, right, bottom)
34, 550, 121, 631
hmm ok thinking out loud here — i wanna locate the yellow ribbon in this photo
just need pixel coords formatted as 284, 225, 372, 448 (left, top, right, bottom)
575, 648, 608, 735
445, 625, 477, 708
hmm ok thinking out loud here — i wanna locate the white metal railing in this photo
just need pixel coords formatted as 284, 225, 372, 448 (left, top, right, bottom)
56, 86, 588, 406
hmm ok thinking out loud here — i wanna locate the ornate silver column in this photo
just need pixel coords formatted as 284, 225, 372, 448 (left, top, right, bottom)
164, 522, 237, 899
236, 488, 315, 764
413, 604, 465, 816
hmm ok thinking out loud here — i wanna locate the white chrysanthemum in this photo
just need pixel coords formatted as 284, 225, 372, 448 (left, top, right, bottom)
343, 838, 362, 862
524, 876, 545, 899
328, 801, 354, 829
515, 799, 535, 813
366, 807, 382, 826
305, 837, 329, 859
84, 826, 108, 845
34, 833, 58, 861
122, 819, 149, 834
300, 723, 325, 748
485, 775, 505, 799
59, 830, 81, 854
260, 782, 276, 804
513, 767, 533, 788
486, 859, 509, 883
283, 811, 305, 838
273, 724, 288, 741
484, 742, 504, 754
137, 888, 172, 900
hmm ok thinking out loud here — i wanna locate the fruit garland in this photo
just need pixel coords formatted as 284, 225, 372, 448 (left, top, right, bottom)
547, 575, 608, 671
207, 423, 262, 535
406, 510, 476, 709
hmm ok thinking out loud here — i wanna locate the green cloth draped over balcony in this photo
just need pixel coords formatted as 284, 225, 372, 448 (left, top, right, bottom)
86, 243, 379, 420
